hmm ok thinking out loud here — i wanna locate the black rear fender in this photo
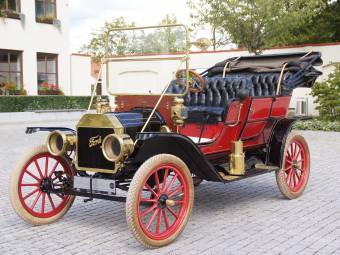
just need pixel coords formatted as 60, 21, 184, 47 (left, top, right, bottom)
131, 133, 223, 182
266, 118, 299, 168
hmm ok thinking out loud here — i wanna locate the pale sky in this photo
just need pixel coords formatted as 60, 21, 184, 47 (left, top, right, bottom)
68, 0, 197, 52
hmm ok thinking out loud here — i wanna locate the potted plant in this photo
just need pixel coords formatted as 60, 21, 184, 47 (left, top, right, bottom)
36, 14, 55, 23
2, 80, 16, 95
38, 82, 64, 95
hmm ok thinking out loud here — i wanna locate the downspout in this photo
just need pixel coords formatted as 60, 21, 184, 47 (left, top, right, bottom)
69, 54, 73, 95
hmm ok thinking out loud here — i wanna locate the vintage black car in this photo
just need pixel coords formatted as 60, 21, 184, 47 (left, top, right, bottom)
9, 25, 322, 248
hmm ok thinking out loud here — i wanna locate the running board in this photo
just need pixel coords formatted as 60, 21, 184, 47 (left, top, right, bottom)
218, 165, 279, 183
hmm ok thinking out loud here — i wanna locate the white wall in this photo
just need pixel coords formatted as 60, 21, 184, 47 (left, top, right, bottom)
0, 0, 70, 95
70, 54, 92, 96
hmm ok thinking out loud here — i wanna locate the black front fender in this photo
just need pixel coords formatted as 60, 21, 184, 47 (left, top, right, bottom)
131, 133, 223, 182
26, 127, 76, 134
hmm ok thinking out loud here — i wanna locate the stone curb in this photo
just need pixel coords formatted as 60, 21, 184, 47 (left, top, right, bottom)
0, 111, 87, 125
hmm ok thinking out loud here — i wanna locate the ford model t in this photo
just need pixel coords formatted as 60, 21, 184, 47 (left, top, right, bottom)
9, 25, 322, 248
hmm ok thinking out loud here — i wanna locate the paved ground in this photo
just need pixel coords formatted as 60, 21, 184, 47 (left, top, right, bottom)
0, 121, 339, 255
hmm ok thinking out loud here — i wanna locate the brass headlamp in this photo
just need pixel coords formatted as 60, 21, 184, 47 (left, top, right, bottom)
102, 134, 134, 162
47, 130, 76, 156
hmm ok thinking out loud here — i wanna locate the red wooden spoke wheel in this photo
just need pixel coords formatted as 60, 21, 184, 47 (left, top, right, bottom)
10, 145, 75, 225
126, 154, 194, 248
276, 133, 310, 199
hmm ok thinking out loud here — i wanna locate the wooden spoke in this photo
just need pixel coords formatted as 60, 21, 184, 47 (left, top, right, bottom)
146, 208, 159, 230
24, 170, 41, 182
167, 207, 179, 219
23, 188, 39, 200
47, 193, 56, 210
145, 183, 159, 198
162, 168, 169, 192
30, 191, 42, 210
141, 204, 157, 218
44, 156, 49, 177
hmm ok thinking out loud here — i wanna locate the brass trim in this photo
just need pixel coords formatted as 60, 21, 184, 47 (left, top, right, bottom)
76, 113, 124, 134
160, 125, 171, 133
276, 62, 288, 95
166, 199, 176, 207
229, 140, 245, 176
105, 56, 185, 62
102, 133, 134, 162
171, 97, 187, 127
227, 103, 243, 127
75, 113, 125, 173
47, 130, 76, 156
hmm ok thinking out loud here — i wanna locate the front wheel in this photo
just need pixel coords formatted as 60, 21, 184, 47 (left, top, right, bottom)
276, 132, 310, 199
126, 154, 194, 248
9, 145, 75, 225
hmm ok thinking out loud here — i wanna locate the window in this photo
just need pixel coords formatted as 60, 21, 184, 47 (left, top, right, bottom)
0, 0, 21, 18
35, 0, 56, 23
37, 53, 60, 95
0, 50, 22, 95
296, 98, 308, 116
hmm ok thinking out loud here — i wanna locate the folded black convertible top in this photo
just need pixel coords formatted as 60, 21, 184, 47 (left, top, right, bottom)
204, 51, 322, 75
202, 51, 323, 93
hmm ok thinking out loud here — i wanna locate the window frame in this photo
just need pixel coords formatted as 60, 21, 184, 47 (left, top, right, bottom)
35, 0, 57, 24
37, 52, 58, 94
0, 49, 23, 92
0, 0, 21, 19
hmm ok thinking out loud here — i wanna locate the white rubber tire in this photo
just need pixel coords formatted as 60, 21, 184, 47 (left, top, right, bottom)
9, 145, 75, 225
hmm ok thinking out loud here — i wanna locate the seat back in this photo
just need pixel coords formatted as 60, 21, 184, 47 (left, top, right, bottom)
166, 73, 281, 123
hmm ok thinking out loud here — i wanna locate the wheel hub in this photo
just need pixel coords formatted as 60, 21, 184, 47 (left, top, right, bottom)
157, 194, 168, 209
40, 178, 52, 193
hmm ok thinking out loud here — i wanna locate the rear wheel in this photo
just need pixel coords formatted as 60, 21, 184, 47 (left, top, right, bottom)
275, 133, 310, 199
9, 145, 75, 225
126, 154, 194, 248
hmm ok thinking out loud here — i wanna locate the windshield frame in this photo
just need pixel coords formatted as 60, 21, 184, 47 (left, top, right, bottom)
103, 24, 190, 96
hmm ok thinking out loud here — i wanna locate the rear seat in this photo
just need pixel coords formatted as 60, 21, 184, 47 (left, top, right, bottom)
167, 73, 280, 123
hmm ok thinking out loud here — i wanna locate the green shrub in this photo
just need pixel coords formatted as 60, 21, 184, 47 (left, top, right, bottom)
311, 65, 340, 121
0, 96, 105, 112
293, 120, 340, 132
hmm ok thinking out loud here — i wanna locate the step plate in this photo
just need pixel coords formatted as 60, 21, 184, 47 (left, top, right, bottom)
219, 166, 279, 183
73, 176, 116, 195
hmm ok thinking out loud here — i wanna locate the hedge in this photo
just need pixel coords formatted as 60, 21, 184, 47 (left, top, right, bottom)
293, 120, 340, 132
0, 96, 102, 112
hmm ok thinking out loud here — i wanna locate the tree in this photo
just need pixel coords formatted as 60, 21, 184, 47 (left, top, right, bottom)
311, 65, 340, 121
188, 0, 228, 50
82, 15, 186, 61
135, 14, 186, 54
282, 0, 340, 45
81, 17, 135, 62
187, 0, 326, 54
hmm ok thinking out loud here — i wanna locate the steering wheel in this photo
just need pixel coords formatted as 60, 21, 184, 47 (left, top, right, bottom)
176, 70, 206, 93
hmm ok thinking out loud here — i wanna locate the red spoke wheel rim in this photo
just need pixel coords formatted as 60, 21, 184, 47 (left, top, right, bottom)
137, 163, 190, 240
283, 139, 308, 192
18, 152, 72, 218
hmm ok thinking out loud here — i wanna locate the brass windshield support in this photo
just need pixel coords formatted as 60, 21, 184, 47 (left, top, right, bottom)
101, 24, 191, 144
87, 62, 104, 113
276, 62, 288, 96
